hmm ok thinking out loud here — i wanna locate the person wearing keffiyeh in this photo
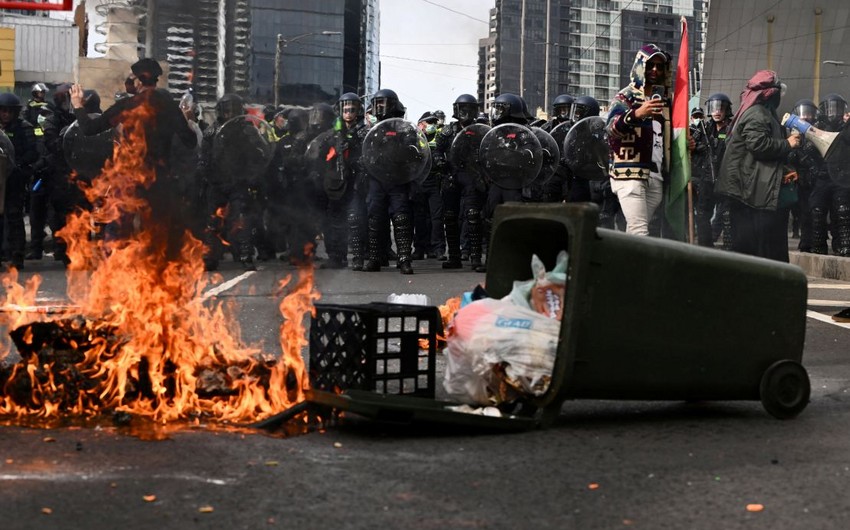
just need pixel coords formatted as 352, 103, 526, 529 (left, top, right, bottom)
715, 70, 801, 262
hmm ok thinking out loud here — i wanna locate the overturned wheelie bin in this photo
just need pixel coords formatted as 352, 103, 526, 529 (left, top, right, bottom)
485, 202, 810, 421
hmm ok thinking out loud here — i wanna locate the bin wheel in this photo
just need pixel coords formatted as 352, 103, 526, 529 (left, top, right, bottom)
759, 360, 810, 419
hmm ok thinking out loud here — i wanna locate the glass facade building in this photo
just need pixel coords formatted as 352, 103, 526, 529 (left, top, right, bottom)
145, 0, 379, 108
480, 0, 707, 114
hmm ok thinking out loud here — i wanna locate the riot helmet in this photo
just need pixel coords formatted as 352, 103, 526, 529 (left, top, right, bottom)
705, 93, 732, 122
552, 94, 574, 120
286, 108, 308, 134
0, 93, 21, 125
338, 92, 363, 122
370, 88, 405, 121
308, 103, 336, 134
490, 93, 528, 125
434, 109, 446, 126
475, 112, 489, 125
792, 99, 817, 123
571, 95, 600, 121
215, 93, 245, 124
31, 82, 48, 101
53, 83, 73, 112
819, 93, 847, 128
452, 94, 479, 124
83, 89, 102, 114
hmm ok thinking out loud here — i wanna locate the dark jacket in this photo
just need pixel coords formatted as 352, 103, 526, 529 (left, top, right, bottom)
715, 103, 791, 210
74, 88, 197, 176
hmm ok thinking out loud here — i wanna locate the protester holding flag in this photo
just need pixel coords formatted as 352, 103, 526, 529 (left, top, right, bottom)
606, 43, 673, 236
715, 70, 800, 262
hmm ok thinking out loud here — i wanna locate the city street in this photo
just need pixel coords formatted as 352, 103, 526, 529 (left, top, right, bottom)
1, 250, 849, 529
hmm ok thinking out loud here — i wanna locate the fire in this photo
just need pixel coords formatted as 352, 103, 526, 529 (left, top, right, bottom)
418, 296, 461, 350
0, 102, 320, 424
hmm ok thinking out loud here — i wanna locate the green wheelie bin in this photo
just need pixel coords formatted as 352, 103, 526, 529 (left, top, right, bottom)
485, 202, 810, 421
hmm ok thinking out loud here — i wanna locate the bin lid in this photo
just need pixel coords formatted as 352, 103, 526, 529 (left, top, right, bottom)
307, 389, 538, 432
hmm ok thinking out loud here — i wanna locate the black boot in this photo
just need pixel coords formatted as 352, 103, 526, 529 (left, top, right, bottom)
834, 193, 850, 257
467, 208, 486, 272
348, 210, 364, 271
393, 213, 414, 275
362, 216, 382, 272
810, 207, 829, 254
442, 209, 463, 269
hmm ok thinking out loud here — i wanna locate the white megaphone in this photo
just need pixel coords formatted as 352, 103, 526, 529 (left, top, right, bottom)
782, 113, 841, 159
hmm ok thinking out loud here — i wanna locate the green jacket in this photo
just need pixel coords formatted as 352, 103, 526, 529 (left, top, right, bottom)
716, 103, 791, 210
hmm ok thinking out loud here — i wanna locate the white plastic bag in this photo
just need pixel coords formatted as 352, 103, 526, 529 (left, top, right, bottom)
443, 297, 560, 405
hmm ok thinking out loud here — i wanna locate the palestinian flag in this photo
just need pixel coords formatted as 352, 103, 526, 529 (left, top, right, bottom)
666, 16, 691, 241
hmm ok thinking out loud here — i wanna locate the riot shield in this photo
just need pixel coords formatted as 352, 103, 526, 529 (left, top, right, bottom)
449, 123, 491, 185
825, 125, 850, 188
305, 129, 349, 200
62, 117, 115, 178
563, 116, 609, 180
213, 114, 275, 185
361, 118, 431, 185
531, 127, 560, 184
549, 121, 572, 154
478, 123, 542, 190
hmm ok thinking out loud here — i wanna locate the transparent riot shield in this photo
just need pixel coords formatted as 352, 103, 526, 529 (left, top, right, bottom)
825, 126, 850, 188
449, 123, 490, 190
478, 123, 542, 190
531, 126, 560, 184
562, 116, 609, 180
305, 129, 349, 200
213, 114, 276, 185
62, 118, 115, 178
549, 121, 572, 152
361, 118, 431, 185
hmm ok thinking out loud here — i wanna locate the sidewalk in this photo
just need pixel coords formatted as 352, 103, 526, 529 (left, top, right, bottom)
788, 236, 850, 281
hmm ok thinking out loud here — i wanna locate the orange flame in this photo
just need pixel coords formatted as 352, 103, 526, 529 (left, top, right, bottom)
0, 102, 319, 423
418, 296, 461, 350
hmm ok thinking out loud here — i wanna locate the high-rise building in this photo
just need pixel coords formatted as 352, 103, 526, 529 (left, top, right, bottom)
479, 0, 707, 114
142, 0, 379, 108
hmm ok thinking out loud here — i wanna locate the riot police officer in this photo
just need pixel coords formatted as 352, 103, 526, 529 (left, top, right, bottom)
198, 94, 263, 271
362, 88, 415, 274
30, 84, 79, 265
786, 98, 820, 252
0, 93, 39, 269
691, 93, 731, 247
435, 93, 486, 271
311, 95, 369, 269
810, 93, 850, 255
542, 94, 574, 133
24, 83, 52, 131
701, 92, 734, 249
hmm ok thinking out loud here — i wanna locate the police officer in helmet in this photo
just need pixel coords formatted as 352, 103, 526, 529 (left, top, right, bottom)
0, 92, 39, 269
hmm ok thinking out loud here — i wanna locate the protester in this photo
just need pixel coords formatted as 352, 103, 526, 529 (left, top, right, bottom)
715, 70, 800, 262
606, 43, 672, 236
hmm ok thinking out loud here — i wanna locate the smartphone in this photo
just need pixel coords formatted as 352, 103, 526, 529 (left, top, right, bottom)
650, 85, 665, 100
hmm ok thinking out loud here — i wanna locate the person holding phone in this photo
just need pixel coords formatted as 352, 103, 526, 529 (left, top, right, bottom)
606, 43, 672, 236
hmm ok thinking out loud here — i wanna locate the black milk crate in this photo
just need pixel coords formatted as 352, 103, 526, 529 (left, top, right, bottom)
309, 302, 441, 398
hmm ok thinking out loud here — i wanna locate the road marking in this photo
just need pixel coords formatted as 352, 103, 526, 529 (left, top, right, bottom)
809, 284, 850, 289
806, 310, 850, 329
0, 472, 235, 485
201, 271, 256, 301
807, 299, 850, 307
0, 272, 256, 313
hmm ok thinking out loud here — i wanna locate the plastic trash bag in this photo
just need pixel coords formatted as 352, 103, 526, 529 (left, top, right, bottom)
508, 250, 568, 320
443, 297, 560, 405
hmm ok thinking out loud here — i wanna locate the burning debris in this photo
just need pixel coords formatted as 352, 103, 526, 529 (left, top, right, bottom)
0, 103, 320, 426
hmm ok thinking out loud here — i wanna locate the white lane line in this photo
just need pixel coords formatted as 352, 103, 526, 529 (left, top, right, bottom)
807, 310, 850, 329
808, 299, 850, 307
0, 472, 235, 485
809, 284, 850, 289
201, 271, 256, 301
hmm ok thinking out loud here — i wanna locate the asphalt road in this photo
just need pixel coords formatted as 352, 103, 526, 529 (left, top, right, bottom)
2, 253, 850, 530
